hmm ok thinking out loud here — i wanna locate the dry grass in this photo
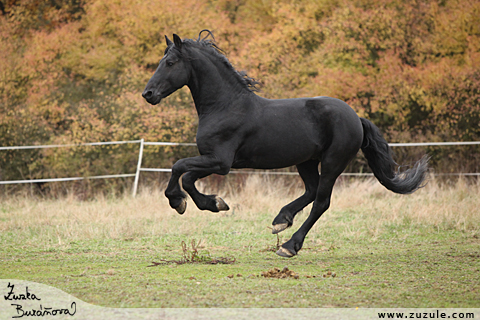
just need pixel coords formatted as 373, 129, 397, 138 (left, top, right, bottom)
333, 176, 480, 232
0, 175, 479, 247
1, 176, 479, 308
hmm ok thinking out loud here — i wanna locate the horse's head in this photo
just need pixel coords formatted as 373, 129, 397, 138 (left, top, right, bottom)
142, 34, 190, 105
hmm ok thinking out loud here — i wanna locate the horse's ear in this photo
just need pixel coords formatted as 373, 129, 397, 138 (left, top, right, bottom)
165, 35, 173, 47
173, 34, 183, 49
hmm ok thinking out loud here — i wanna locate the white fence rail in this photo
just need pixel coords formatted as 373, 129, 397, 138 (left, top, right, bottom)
0, 140, 479, 196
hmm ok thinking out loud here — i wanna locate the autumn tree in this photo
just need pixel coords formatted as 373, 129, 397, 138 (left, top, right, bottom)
0, 0, 479, 192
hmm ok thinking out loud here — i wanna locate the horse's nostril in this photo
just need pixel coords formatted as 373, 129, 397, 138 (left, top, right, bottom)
142, 90, 153, 99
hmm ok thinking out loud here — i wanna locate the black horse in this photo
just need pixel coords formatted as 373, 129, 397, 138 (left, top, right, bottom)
142, 30, 428, 258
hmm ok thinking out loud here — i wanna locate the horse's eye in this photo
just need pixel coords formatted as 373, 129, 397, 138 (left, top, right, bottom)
167, 61, 174, 66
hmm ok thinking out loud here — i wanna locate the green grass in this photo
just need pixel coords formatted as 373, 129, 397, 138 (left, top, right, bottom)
0, 177, 479, 308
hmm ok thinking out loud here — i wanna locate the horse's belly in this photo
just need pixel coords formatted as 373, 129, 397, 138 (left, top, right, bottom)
231, 140, 319, 169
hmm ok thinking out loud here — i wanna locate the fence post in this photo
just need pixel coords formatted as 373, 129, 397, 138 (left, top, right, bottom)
132, 138, 144, 197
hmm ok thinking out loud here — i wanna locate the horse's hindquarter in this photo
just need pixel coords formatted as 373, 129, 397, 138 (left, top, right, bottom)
231, 96, 363, 169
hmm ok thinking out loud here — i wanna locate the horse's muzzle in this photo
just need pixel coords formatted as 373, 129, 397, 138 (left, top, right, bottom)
142, 90, 162, 105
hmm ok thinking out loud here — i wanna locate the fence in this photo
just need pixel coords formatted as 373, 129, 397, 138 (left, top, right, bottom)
0, 139, 479, 196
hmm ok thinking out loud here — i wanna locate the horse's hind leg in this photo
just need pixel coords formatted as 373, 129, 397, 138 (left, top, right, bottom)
271, 160, 319, 234
276, 171, 338, 257
276, 150, 357, 258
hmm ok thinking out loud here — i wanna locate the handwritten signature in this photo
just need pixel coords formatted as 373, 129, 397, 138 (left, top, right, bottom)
4, 282, 76, 318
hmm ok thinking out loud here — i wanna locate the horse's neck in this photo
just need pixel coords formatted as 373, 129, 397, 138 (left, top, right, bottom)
188, 56, 253, 115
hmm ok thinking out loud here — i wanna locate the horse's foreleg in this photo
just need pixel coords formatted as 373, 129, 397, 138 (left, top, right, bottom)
165, 155, 231, 214
165, 168, 188, 214
182, 171, 229, 212
271, 160, 319, 234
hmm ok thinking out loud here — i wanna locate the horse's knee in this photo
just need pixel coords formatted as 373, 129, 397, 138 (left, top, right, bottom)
170, 161, 185, 177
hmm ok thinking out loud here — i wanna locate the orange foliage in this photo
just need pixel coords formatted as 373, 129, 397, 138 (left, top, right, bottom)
0, 0, 479, 185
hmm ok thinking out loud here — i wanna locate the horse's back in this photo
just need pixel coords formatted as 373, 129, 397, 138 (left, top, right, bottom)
230, 95, 363, 169
254, 95, 363, 146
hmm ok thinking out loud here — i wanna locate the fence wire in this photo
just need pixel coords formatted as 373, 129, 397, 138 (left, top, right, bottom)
0, 140, 478, 195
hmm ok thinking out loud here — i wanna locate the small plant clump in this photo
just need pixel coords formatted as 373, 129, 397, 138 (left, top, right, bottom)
261, 232, 282, 252
148, 239, 236, 267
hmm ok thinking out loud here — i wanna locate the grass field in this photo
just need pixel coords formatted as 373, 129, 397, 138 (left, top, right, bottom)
0, 175, 479, 308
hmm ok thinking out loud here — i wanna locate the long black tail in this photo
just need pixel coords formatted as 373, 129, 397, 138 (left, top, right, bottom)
360, 118, 429, 194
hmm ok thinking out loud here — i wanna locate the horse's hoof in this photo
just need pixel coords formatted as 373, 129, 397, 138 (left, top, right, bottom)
215, 196, 229, 211
175, 198, 187, 215
271, 223, 289, 234
276, 246, 295, 258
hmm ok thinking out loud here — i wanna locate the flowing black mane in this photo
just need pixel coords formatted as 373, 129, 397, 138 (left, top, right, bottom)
165, 30, 260, 92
